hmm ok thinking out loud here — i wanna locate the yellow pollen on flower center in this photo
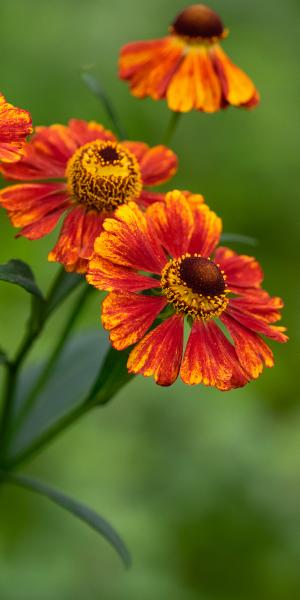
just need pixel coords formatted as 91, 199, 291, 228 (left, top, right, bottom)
161, 253, 228, 321
66, 140, 142, 212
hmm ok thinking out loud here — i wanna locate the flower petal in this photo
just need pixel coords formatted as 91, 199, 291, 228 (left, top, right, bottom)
211, 46, 259, 108
221, 313, 274, 379
188, 202, 222, 257
87, 256, 159, 292
49, 206, 105, 273
227, 302, 288, 344
139, 145, 178, 187
214, 246, 263, 290
102, 292, 167, 350
0, 93, 32, 162
166, 51, 196, 112
127, 314, 184, 386
67, 119, 116, 146
181, 320, 248, 390
119, 38, 184, 100
0, 182, 70, 237
147, 190, 194, 259
137, 190, 166, 208
94, 201, 166, 274
193, 49, 222, 112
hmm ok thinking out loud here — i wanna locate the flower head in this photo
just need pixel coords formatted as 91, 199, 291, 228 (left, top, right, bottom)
0, 119, 177, 272
119, 3, 259, 113
87, 191, 287, 389
0, 92, 32, 162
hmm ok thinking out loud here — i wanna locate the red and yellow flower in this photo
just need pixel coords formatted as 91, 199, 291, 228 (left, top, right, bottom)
0, 92, 32, 162
0, 119, 177, 272
119, 4, 259, 113
87, 191, 287, 389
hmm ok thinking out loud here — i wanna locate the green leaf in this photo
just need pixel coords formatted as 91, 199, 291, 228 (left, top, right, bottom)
81, 71, 127, 140
2, 471, 131, 567
0, 348, 8, 365
89, 346, 133, 406
221, 233, 258, 247
0, 260, 44, 299
45, 269, 83, 319
6, 331, 110, 459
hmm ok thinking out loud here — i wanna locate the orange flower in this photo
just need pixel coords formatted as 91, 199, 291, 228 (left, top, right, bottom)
0, 92, 32, 162
119, 4, 259, 113
0, 119, 177, 272
87, 191, 287, 389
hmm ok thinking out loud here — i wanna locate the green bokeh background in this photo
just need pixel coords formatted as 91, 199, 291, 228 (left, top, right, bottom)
0, 0, 300, 598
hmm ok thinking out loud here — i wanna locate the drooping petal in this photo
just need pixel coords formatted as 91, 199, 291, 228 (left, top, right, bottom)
221, 313, 274, 379
181, 319, 248, 390
127, 314, 184, 386
0, 93, 32, 162
227, 302, 288, 344
139, 145, 178, 186
94, 202, 166, 274
147, 190, 194, 259
214, 246, 263, 290
119, 37, 184, 100
230, 291, 284, 324
188, 202, 222, 257
87, 256, 160, 292
0, 182, 70, 238
211, 45, 259, 108
48, 206, 105, 272
166, 51, 197, 112
194, 48, 223, 112
102, 292, 167, 350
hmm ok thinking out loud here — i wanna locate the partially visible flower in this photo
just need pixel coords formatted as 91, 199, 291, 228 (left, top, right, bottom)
87, 191, 287, 389
0, 119, 177, 272
0, 92, 32, 162
119, 4, 259, 113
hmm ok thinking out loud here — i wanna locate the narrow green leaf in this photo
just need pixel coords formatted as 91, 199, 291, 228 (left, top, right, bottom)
81, 71, 127, 140
221, 233, 258, 246
45, 270, 83, 319
89, 346, 133, 406
2, 471, 131, 567
0, 348, 8, 365
0, 260, 44, 299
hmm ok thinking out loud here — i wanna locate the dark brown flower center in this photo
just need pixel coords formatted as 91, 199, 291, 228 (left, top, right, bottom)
180, 256, 225, 296
172, 4, 224, 39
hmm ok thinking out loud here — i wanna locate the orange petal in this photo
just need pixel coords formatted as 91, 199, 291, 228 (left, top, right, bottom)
214, 247, 263, 290
211, 46, 258, 107
147, 190, 194, 259
166, 51, 196, 112
102, 292, 166, 350
227, 302, 288, 344
67, 119, 116, 146
0, 93, 32, 162
121, 141, 150, 163
193, 48, 222, 112
49, 206, 105, 273
120, 38, 184, 100
94, 202, 166, 274
137, 190, 166, 208
127, 314, 184, 386
139, 145, 178, 186
0, 182, 69, 237
188, 202, 222, 257
181, 320, 248, 390
221, 313, 274, 379
87, 255, 160, 292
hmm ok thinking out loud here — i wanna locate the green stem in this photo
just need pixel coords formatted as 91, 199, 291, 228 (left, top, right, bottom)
162, 111, 181, 146
4, 284, 94, 447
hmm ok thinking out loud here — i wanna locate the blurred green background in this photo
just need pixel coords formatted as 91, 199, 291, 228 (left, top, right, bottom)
0, 0, 300, 598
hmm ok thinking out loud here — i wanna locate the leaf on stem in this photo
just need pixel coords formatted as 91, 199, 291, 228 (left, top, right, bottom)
81, 71, 127, 140
3, 471, 131, 567
45, 270, 83, 319
89, 346, 133, 406
0, 260, 44, 299
221, 233, 258, 247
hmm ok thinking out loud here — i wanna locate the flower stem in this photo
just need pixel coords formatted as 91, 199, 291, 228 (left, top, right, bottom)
6, 283, 94, 444
162, 111, 181, 146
